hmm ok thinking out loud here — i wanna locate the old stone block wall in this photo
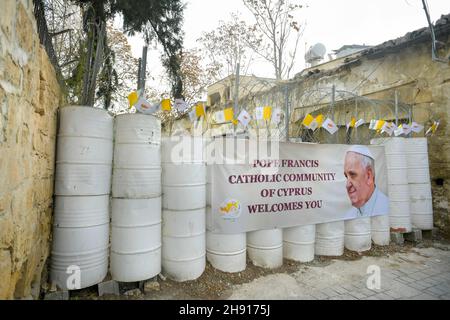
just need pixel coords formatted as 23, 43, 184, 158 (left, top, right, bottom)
0, 0, 62, 299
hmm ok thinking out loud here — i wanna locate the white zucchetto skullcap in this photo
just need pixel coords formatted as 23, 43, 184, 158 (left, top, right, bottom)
347, 145, 374, 160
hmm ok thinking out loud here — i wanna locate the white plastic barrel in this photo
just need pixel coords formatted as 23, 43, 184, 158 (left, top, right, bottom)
409, 184, 434, 230
55, 106, 113, 196
110, 198, 162, 282
112, 114, 161, 199
404, 138, 431, 184
206, 165, 212, 207
50, 195, 109, 290
371, 215, 390, 246
206, 232, 246, 273
162, 208, 206, 281
371, 138, 412, 232
345, 217, 371, 252
405, 138, 434, 230
283, 225, 315, 262
315, 221, 345, 256
162, 163, 206, 210
247, 229, 283, 269
114, 112, 161, 144
110, 113, 162, 282
161, 137, 206, 281
51, 106, 113, 290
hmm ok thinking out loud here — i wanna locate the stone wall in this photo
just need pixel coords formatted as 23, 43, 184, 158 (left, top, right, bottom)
0, 0, 62, 299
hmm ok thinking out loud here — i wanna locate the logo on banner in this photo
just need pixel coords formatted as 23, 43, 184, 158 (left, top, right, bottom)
219, 199, 242, 219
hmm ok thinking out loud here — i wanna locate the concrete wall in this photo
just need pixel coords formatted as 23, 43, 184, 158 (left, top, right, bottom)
0, 0, 62, 299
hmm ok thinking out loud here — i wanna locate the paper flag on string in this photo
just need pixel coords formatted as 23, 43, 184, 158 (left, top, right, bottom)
411, 122, 424, 133
394, 125, 404, 137
322, 118, 338, 135
238, 109, 251, 127
174, 99, 188, 112
188, 107, 197, 122
346, 117, 356, 131
263, 106, 272, 120
255, 107, 264, 120
271, 108, 282, 124
315, 114, 325, 127
426, 121, 440, 136
394, 123, 412, 136
402, 124, 412, 135
381, 122, 396, 136
224, 108, 234, 122
214, 110, 225, 123
128, 91, 139, 108
135, 96, 158, 115
161, 99, 171, 111
369, 120, 377, 130
375, 120, 386, 131
355, 119, 365, 128
302, 114, 314, 129
195, 103, 205, 117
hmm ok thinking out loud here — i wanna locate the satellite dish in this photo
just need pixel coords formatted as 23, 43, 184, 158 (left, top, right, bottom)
305, 43, 327, 65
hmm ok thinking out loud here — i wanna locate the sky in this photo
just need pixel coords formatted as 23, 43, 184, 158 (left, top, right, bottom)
126, 0, 449, 90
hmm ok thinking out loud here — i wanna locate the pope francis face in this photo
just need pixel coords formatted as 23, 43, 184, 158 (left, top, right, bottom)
344, 152, 375, 208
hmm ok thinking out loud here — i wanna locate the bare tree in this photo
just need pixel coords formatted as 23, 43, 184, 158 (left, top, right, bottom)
197, 13, 261, 81
243, 0, 304, 80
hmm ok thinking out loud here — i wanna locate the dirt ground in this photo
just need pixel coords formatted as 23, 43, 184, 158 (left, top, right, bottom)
67, 238, 444, 300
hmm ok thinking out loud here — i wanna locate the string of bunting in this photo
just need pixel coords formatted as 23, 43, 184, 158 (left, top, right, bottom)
128, 92, 440, 136
300, 113, 440, 136
127, 91, 285, 127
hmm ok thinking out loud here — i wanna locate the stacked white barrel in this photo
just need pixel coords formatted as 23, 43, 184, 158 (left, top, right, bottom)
405, 138, 434, 230
247, 229, 283, 268
111, 114, 162, 282
283, 225, 315, 262
51, 106, 113, 290
371, 138, 412, 232
315, 221, 345, 256
162, 137, 206, 281
371, 215, 391, 245
345, 218, 371, 252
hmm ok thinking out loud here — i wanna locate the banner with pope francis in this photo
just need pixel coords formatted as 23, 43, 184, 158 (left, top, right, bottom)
208, 140, 389, 234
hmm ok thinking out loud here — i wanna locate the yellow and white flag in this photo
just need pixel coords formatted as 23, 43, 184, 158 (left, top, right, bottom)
302, 114, 315, 129
135, 96, 159, 115
271, 108, 282, 124
161, 99, 172, 111
375, 120, 386, 131
263, 106, 272, 121
322, 118, 338, 135
238, 109, 251, 127
255, 107, 264, 120
188, 107, 197, 122
174, 99, 188, 112
346, 117, 356, 131
369, 120, 377, 130
394, 123, 411, 136
214, 110, 225, 123
128, 91, 139, 108
381, 122, 396, 136
411, 122, 424, 133
215, 108, 234, 123
195, 103, 206, 118
224, 108, 234, 122
426, 121, 439, 136
355, 119, 365, 128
